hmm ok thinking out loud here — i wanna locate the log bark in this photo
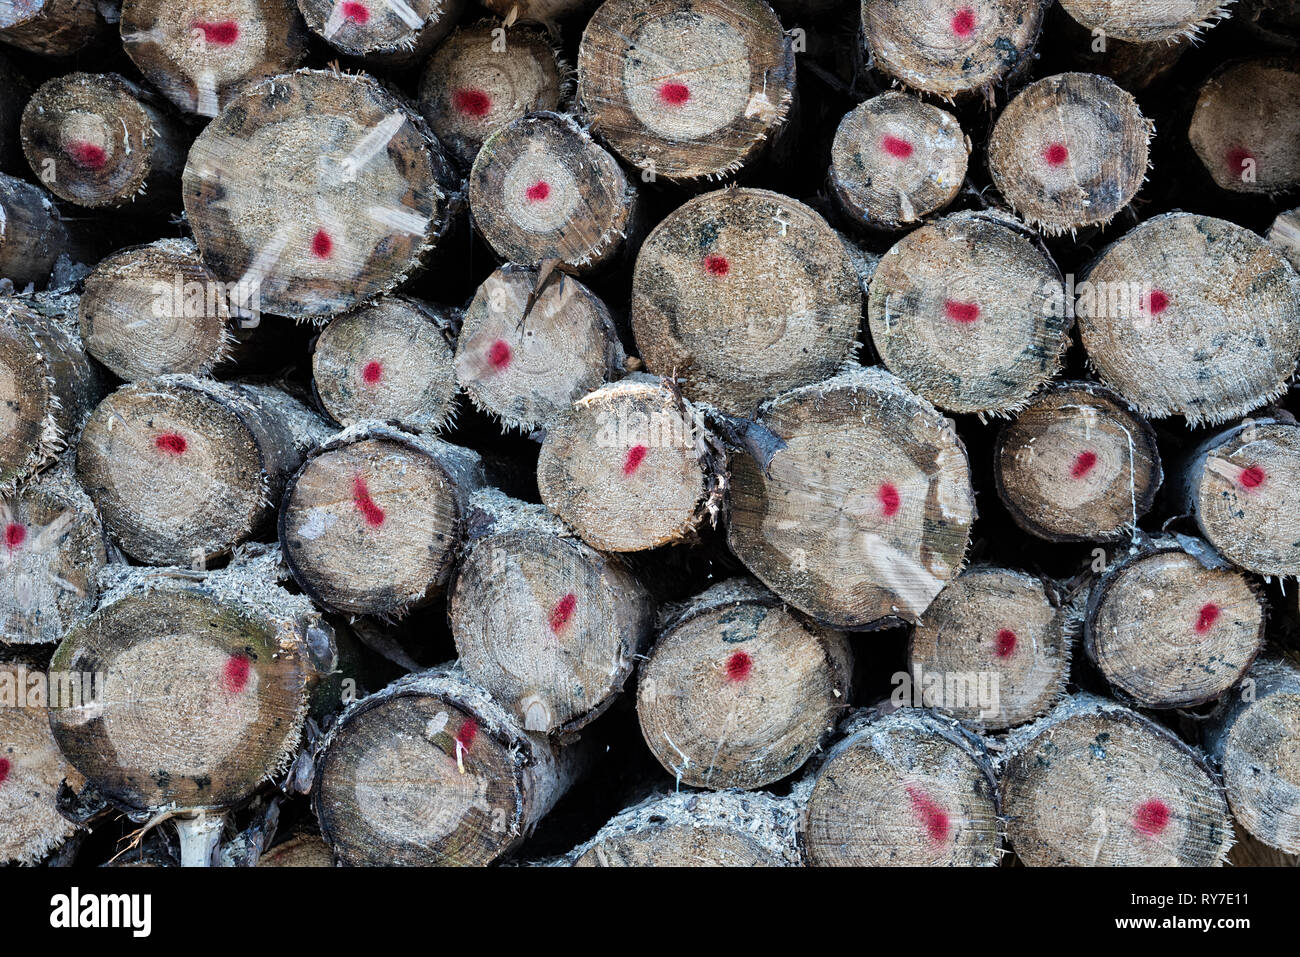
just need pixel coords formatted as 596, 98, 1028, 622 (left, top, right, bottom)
1077, 211, 1300, 426
279, 422, 484, 616
988, 72, 1151, 235
801, 708, 1002, 866
631, 187, 861, 418
1000, 693, 1233, 866
448, 487, 655, 733
296, 0, 466, 64
0, 0, 105, 55
76, 375, 331, 565
907, 566, 1075, 731
727, 366, 976, 630
256, 831, 335, 866
21, 72, 188, 209
310, 295, 459, 432
577, 0, 794, 182
313, 665, 583, 865
1188, 58, 1300, 196
1203, 655, 1300, 855
120, 0, 310, 117
867, 210, 1069, 417
637, 577, 852, 789
994, 379, 1162, 542
183, 68, 460, 320
1057, 0, 1233, 43
0, 172, 72, 290
417, 19, 567, 169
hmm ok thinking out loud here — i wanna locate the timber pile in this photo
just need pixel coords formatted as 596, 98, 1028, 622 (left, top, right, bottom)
1, 0, 1299, 870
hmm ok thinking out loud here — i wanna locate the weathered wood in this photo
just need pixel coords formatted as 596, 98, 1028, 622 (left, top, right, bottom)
994, 380, 1162, 542
908, 566, 1074, 731
1077, 212, 1300, 426
279, 422, 484, 617
1057, 0, 1233, 43
727, 366, 976, 630
637, 578, 851, 789
1188, 58, 1300, 196
577, 0, 794, 182
802, 708, 1001, 866
867, 210, 1069, 417
1269, 206, 1300, 271
0, 0, 105, 55
0, 172, 72, 289
76, 375, 331, 565
296, 0, 466, 64
988, 72, 1151, 235
310, 295, 459, 432
482, 0, 592, 19
828, 92, 969, 231
21, 72, 187, 209
1000, 693, 1233, 866
455, 265, 625, 432
1204, 655, 1300, 855
448, 487, 655, 733
183, 68, 459, 320
568, 789, 803, 866
631, 187, 861, 417
257, 831, 335, 866
313, 665, 583, 865
418, 19, 566, 168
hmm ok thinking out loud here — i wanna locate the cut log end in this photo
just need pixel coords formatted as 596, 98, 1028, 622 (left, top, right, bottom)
1189, 58, 1300, 196
1058, 0, 1233, 43
296, 0, 464, 63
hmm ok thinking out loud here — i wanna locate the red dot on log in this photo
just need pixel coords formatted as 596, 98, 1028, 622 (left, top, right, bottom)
994, 629, 1017, 659
311, 229, 333, 259
1195, 602, 1220, 634
725, 650, 753, 683
658, 81, 691, 106
951, 7, 976, 37
1071, 450, 1098, 479
1226, 146, 1255, 173
155, 433, 187, 456
878, 483, 901, 517
66, 141, 107, 170
452, 88, 492, 117
222, 654, 250, 694
487, 339, 512, 370
882, 135, 914, 159
455, 718, 478, 750
352, 475, 385, 528
361, 361, 383, 385
0, 757, 9, 787
944, 300, 980, 323
4, 523, 26, 550
194, 20, 240, 45
906, 786, 951, 842
1240, 465, 1266, 489
525, 180, 551, 203
549, 592, 577, 633
703, 255, 730, 277
1044, 143, 1069, 167
342, 1, 370, 24
623, 444, 648, 476
1147, 290, 1169, 315
1133, 799, 1171, 836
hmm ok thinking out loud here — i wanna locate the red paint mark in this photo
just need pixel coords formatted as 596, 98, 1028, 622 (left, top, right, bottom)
1044, 143, 1069, 167
703, 255, 730, 277
525, 180, 551, 203
1240, 465, 1266, 489
155, 433, 187, 456
222, 654, 250, 694
658, 81, 690, 106
342, 1, 370, 24
1134, 799, 1171, 836
1071, 450, 1098, 479
725, 650, 752, 682
882, 135, 914, 159
0, 757, 8, 787
4, 523, 26, 550
951, 7, 976, 37
66, 141, 106, 170
455, 718, 478, 750
878, 483, 901, 517
622, 444, 648, 476
994, 629, 1017, 659
549, 593, 577, 633
194, 19, 240, 45
1195, 602, 1220, 634
1147, 289, 1169, 315
452, 88, 492, 117
906, 786, 951, 843
311, 229, 333, 259
1227, 146, 1255, 174
361, 360, 383, 385
944, 300, 980, 324
352, 475, 385, 528
487, 339, 512, 370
